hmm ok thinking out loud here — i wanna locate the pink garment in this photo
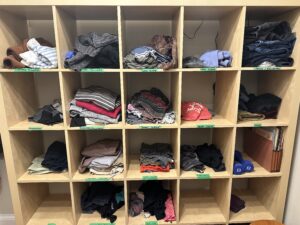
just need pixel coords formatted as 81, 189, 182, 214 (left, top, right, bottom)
76, 100, 121, 118
164, 194, 176, 222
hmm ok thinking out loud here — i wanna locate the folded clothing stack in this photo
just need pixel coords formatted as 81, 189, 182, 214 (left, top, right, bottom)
183, 50, 232, 68
79, 139, 123, 177
29, 99, 63, 125
181, 101, 212, 121
127, 88, 176, 124
69, 86, 121, 126
238, 84, 282, 121
81, 182, 124, 223
128, 181, 176, 222
64, 32, 119, 71
140, 143, 174, 172
230, 194, 245, 213
28, 141, 68, 174
124, 35, 177, 70
3, 38, 57, 69
180, 145, 205, 173
243, 21, 296, 67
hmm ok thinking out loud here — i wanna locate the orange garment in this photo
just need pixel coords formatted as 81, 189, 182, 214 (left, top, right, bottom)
140, 164, 170, 172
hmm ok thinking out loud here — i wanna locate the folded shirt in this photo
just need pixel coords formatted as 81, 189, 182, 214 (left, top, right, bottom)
28, 156, 52, 175
81, 139, 121, 158
181, 101, 212, 121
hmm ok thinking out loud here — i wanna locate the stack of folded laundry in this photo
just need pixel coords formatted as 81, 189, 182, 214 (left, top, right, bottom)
181, 101, 212, 121
69, 86, 121, 127
28, 99, 63, 125
64, 32, 119, 71
183, 50, 232, 68
3, 37, 57, 69
127, 88, 176, 124
129, 181, 176, 222
180, 145, 205, 173
124, 35, 177, 69
28, 141, 68, 174
78, 139, 123, 177
140, 143, 174, 172
243, 21, 296, 67
81, 182, 124, 223
238, 84, 282, 121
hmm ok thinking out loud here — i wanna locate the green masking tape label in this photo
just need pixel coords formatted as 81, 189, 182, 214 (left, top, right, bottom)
139, 125, 161, 129
254, 123, 262, 127
14, 68, 41, 72
90, 223, 115, 225
254, 67, 280, 71
141, 68, 160, 72
80, 125, 104, 130
196, 124, 214, 128
145, 221, 158, 225
48, 223, 56, 225
200, 67, 216, 72
28, 126, 43, 131
142, 175, 158, 180
81, 68, 104, 72
196, 173, 210, 179
86, 177, 110, 182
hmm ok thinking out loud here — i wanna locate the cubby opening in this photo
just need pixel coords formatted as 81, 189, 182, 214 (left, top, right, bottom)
124, 72, 180, 127
67, 129, 124, 181
180, 179, 229, 224
121, 6, 182, 69
181, 71, 239, 127
61, 72, 122, 128
0, 72, 63, 129
55, 6, 119, 69
0, 6, 56, 69
244, 7, 300, 68
72, 181, 125, 225
183, 6, 244, 69
9, 131, 68, 182
18, 182, 73, 225
180, 128, 233, 178
230, 177, 279, 223
127, 180, 178, 225
125, 129, 179, 180
239, 70, 294, 126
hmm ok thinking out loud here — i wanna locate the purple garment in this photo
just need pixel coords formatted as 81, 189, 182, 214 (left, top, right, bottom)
199, 50, 232, 67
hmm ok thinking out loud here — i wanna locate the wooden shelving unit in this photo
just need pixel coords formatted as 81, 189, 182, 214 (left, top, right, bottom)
0, 1, 299, 225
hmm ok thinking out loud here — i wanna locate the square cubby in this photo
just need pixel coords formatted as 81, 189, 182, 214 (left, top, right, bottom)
230, 177, 279, 223
128, 180, 178, 225
125, 129, 179, 180
234, 127, 285, 178
10, 131, 68, 183
61, 72, 122, 128
0, 6, 57, 70
18, 182, 73, 225
121, 6, 181, 70
181, 71, 239, 127
238, 70, 294, 126
124, 72, 180, 127
1, 72, 63, 130
183, 6, 244, 69
72, 181, 125, 225
67, 129, 124, 181
180, 128, 233, 179
55, 6, 119, 69
180, 179, 229, 224
243, 7, 300, 68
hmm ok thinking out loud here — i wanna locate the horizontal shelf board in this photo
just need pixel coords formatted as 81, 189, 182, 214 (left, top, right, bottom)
78, 208, 125, 225
67, 122, 123, 130
125, 123, 179, 129
241, 67, 296, 71
128, 215, 173, 225
182, 67, 239, 72
229, 189, 275, 223
9, 120, 65, 131
237, 119, 289, 127
123, 68, 180, 73
180, 190, 227, 224
127, 158, 178, 180
26, 194, 73, 225
0, 68, 60, 73
72, 170, 124, 182
181, 116, 234, 128
180, 167, 230, 179
233, 153, 282, 178
18, 172, 70, 183
61, 68, 121, 73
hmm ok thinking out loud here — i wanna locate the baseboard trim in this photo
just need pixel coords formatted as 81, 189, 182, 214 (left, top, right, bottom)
0, 214, 15, 225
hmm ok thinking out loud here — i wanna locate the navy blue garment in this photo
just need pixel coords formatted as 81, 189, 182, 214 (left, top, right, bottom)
41, 141, 67, 172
